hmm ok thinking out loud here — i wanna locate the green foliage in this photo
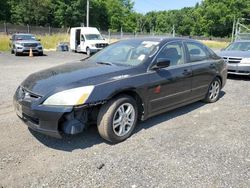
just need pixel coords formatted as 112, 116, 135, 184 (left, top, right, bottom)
1, 0, 250, 37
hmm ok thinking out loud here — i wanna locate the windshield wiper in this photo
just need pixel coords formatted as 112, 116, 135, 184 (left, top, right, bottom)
96, 61, 113, 66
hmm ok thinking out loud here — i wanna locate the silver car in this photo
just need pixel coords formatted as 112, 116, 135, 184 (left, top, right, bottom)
10, 33, 43, 56
218, 40, 250, 77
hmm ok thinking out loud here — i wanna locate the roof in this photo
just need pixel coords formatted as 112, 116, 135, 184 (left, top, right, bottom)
121, 37, 199, 44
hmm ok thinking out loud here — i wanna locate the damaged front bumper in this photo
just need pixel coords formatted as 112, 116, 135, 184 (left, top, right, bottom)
13, 88, 98, 138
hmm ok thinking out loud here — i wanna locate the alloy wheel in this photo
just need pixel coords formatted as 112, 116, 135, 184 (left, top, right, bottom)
112, 103, 135, 137
209, 80, 220, 101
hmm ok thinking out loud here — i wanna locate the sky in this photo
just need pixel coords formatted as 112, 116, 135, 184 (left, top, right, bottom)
134, 0, 202, 13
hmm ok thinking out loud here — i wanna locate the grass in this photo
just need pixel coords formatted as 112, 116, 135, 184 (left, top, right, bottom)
40, 34, 69, 50
200, 40, 229, 50
0, 34, 229, 52
0, 35, 10, 51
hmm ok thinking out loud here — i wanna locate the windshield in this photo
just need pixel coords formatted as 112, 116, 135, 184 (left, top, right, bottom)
14, 34, 36, 41
85, 34, 103, 40
225, 42, 250, 51
89, 40, 159, 66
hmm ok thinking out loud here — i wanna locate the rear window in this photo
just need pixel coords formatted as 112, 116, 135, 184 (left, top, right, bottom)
186, 42, 208, 62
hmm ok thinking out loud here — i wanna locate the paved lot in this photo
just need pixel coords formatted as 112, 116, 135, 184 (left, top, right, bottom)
0, 52, 249, 188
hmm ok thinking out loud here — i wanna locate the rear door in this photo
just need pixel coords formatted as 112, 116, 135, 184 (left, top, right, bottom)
147, 41, 193, 115
184, 42, 218, 99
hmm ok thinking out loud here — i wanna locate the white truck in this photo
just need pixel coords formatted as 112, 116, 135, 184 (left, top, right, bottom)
70, 27, 109, 56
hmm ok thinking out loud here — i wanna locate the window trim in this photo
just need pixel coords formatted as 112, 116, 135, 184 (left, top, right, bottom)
184, 41, 210, 63
148, 40, 187, 71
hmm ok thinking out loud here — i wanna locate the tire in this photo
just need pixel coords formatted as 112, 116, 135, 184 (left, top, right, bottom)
39, 52, 43, 56
11, 49, 14, 54
14, 50, 20, 56
86, 47, 91, 56
97, 95, 138, 143
203, 77, 221, 103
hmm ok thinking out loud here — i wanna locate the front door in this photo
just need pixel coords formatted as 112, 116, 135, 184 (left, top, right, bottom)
147, 41, 193, 115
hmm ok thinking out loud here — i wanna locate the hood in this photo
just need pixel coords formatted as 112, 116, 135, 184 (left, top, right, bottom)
87, 40, 108, 44
14, 40, 40, 44
21, 60, 133, 96
218, 50, 250, 58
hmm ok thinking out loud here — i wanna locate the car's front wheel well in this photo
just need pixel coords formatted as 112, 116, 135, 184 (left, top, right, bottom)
111, 91, 144, 121
216, 75, 222, 85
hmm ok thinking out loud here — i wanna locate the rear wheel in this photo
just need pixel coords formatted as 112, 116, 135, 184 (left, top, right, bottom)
97, 95, 138, 143
203, 77, 221, 103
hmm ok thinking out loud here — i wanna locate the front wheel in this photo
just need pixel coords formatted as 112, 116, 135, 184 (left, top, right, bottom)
97, 95, 138, 143
203, 77, 221, 103
86, 47, 91, 56
14, 49, 20, 56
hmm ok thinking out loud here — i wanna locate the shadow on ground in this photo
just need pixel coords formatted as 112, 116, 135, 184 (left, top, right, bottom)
30, 92, 225, 152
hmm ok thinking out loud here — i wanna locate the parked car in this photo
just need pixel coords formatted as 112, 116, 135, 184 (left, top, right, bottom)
218, 40, 250, 76
13, 38, 227, 143
10, 33, 43, 56
70, 27, 108, 56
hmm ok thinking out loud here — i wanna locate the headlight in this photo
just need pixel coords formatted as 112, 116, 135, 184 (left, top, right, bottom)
43, 86, 94, 106
241, 58, 250, 64
16, 43, 24, 47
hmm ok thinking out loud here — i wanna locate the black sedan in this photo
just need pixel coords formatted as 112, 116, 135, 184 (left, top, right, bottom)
13, 38, 227, 143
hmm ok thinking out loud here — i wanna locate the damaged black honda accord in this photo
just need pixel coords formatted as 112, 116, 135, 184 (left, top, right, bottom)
13, 38, 227, 143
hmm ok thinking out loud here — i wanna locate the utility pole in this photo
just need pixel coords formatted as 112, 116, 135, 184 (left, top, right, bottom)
86, 0, 89, 27
231, 16, 236, 42
172, 25, 175, 37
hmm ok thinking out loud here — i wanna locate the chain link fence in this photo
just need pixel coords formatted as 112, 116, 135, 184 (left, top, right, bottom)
0, 23, 229, 43
0, 23, 69, 35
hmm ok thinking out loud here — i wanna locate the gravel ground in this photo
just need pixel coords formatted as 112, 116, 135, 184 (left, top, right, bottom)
0, 52, 249, 188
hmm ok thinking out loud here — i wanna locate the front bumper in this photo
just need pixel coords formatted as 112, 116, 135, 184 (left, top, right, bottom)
13, 92, 73, 138
227, 63, 250, 76
16, 47, 43, 54
89, 48, 103, 53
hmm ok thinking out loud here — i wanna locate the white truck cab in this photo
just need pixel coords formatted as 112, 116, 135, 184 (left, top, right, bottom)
70, 27, 109, 56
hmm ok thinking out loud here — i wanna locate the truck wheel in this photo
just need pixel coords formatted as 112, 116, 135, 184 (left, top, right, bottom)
97, 95, 138, 143
86, 47, 91, 56
203, 77, 221, 103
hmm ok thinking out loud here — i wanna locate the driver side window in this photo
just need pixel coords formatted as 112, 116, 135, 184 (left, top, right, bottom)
157, 42, 185, 66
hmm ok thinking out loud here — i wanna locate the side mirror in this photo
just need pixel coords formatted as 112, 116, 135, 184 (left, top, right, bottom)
151, 58, 171, 70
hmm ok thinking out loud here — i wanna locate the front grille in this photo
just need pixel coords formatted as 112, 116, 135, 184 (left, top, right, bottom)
23, 43, 38, 48
95, 43, 108, 48
223, 57, 242, 64
17, 87, 41, 100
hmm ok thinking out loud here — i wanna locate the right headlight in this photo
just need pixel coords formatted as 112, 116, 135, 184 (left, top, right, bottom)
15, 43, 24, 47
241, 58, 250, 64
43, 86, 94, 106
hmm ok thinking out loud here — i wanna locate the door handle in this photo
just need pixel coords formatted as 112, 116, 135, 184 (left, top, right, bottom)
183, 69, 192, 76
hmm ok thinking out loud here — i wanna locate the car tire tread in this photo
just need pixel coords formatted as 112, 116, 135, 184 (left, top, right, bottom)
97, 95, 138, 143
